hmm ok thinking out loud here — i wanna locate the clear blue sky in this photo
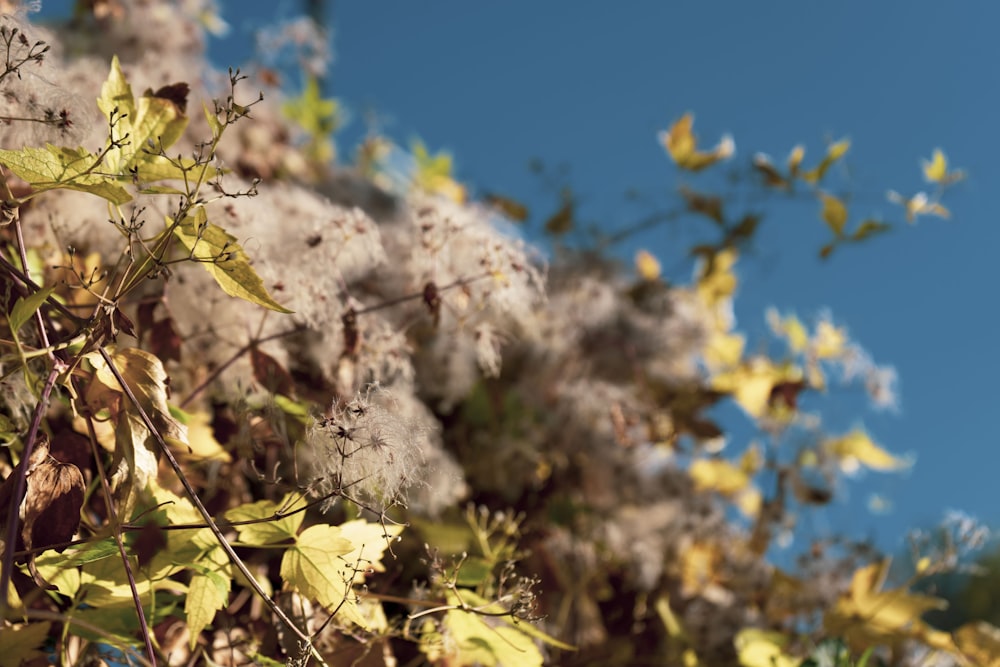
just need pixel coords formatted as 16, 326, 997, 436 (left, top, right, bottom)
40, 2, 999, 554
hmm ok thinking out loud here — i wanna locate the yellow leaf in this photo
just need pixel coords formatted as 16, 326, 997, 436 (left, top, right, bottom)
766, 309, 809, 354
98, 56, 189, 175
337, 519, 404, 585
0, 145, 132, 204
225, 493, 306, 546
712, 357, 795, 419
690, 458, 751, 496
412, 139, 466, 202
659, 113, 734, 172
824, 560, 952, 654
695, 247, 739, 309
703, 331, 744, 370
954, 622, 1000, 667
678, 541, 723, 599
734, 628, 799, 667
921, 148, 965, 186
171, 408, 231, 462
824, 429, 910, 472
635, 249, 662, 281
280, 524, 362, 626
819, 192, 848, 237
185, 565, 230, 650
812, 319, 847, 359
440, 606, 544, 667
0, 622, 52, 667
801, 138, 850, 184
172, 207, 293, 313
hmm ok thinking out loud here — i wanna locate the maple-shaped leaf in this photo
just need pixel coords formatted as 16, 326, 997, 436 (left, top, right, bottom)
225, 494, 306, 546
824, 560, 956, 655
280, 524, 362, 625
659, 112, 734, 172
0, 622, 52, 665
171, 206, 293, 313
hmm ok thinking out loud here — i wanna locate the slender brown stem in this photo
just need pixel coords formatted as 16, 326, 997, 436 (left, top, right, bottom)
95, 347, 327, 664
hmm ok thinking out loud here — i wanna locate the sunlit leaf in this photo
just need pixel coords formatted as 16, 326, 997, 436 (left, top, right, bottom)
0, 145, 132, 204
921, 148, 965, 186
812, 319, 847, 359
280, 524, 363, 626
186, 562, 230, 650
337, 519, 404, 585
801, 138, 849, 184
824, 429, 911, 473
852, 219, 891, 241
282, 75, 338, 163
887, 190, 950, 223
84, 348, 187, 518
766, 309, 809, 354
819, 192, 848, 237
413, 139, 466, 202
172, 206, 293, 313
734, 628, 799, 667
225, 493, 306, 546
8, 284, 56, 332
659, 112, 734, 172
98, 55, 189, 175
0, 622, 51, 665
824, 560, 954, 655
635, 249, 662, 281
954, 621, 1000, 667
169, 406, 231, 462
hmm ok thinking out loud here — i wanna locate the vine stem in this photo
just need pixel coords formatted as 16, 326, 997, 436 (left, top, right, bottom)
0, 366, 58, 615
95, 347, 328, 666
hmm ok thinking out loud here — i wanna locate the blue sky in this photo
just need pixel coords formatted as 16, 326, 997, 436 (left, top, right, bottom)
282, 3, 999, 554
40, 2, 998, 555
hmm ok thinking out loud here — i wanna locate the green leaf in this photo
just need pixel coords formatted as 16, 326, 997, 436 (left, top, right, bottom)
442, 605, 544, 667
186, 568, 230, 650
98, 56, 189, 175
280, 524, 361, 625
63, 537, 121, 565
8, 285, 55, 332
0, 622, 51, 667
172, 207, 293, 313
203, 101, 223, 138
282, 75, 338, 138
0, 145, 132, 204
820, 193, 848, 237
225, 493, 306, 546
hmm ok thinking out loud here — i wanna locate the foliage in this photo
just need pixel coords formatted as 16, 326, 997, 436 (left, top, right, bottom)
0, 2, 990, 667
